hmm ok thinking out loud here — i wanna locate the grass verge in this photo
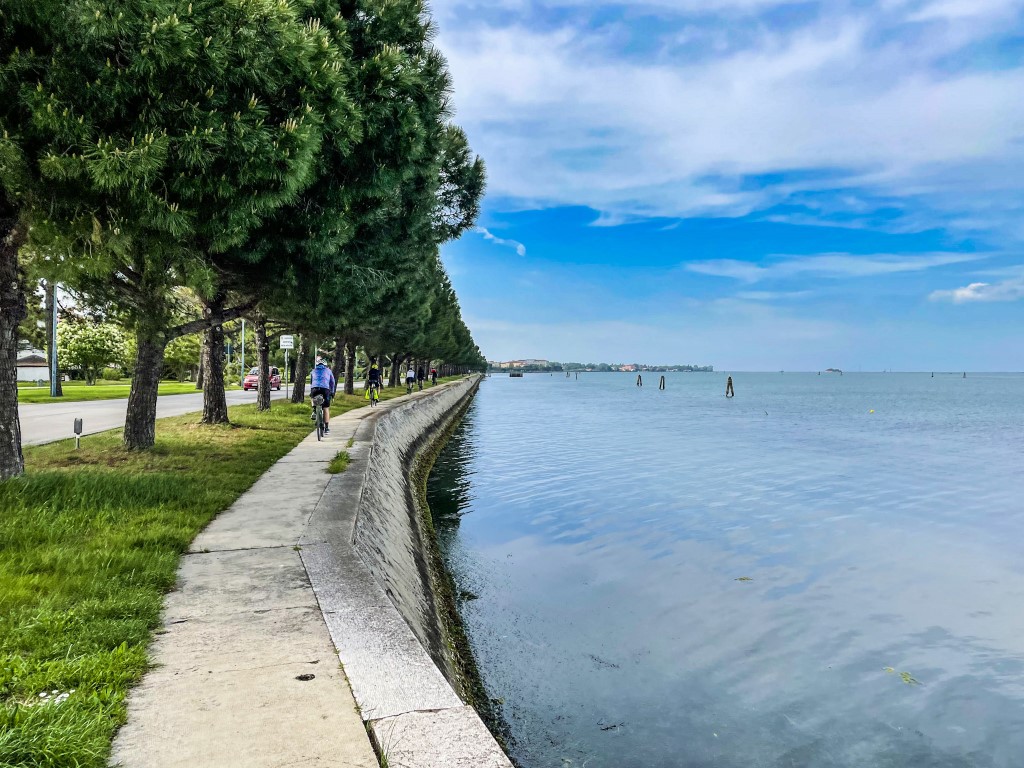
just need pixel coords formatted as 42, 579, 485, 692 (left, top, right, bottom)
327, 451, 350, 474
0, 376, 466, 767
0, 402, 314, 768
17, 381, 240, 404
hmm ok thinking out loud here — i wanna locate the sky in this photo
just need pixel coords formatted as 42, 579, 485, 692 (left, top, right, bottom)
432, 0, 1024, 370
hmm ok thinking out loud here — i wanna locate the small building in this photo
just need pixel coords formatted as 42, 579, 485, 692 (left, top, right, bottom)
17, 349, 49, 383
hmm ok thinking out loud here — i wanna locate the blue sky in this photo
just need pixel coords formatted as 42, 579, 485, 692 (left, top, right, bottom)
432, 0, 1024, 370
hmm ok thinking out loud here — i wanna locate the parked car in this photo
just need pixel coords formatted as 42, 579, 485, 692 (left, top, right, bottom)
243, 366, 281, 391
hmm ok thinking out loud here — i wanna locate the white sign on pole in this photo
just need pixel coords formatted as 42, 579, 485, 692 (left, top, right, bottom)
280, 335, 295, 350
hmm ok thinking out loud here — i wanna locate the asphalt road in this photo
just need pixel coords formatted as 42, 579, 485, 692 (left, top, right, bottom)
19, 387, 290, 446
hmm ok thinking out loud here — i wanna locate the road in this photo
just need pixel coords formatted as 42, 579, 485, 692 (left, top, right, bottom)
19, 388, 290, 446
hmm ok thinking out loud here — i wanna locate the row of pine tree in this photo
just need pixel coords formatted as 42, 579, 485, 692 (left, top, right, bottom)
0, 0, 488, 478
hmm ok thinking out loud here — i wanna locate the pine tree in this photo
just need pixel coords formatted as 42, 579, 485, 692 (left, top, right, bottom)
2, 0, 357, 454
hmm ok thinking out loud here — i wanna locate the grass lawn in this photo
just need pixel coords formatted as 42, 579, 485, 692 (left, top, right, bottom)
0, 401, 321, 768
17, 381, 240, 405
0, 377, 466, 768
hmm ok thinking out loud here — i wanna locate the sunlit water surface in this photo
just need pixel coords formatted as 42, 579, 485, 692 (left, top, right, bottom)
427, 373, 1024, 768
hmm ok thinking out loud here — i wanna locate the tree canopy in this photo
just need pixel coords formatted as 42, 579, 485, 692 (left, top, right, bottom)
0, 0, 488, 478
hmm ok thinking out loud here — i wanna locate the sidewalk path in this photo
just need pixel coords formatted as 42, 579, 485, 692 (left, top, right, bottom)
19, 388, 289, 446
110, 405, 380, 768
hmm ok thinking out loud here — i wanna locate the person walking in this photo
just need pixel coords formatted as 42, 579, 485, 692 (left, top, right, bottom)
430, 367, 438, 385
309, 357, 337, 434
406, 365, 416, 393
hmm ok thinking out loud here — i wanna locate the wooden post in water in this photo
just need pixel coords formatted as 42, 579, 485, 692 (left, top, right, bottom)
659, 375, 666, 390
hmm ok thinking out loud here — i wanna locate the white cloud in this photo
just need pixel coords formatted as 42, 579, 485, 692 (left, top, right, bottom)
929, 278, 1024, 302
686, 252, 985, 282
432, 0, 1024, 238
476, 226, 527, 256
734, 290, 812, 300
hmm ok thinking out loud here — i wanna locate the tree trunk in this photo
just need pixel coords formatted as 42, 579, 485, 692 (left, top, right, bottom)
196, 336, 206, 389
44, 281, 62, 397
291, 334, 309, 404
255, 313, 270, 412
344, 341, 355, 395
0, 207, 27, 481
389, 351, 401, 388
123, 327, 166, 450
331, 336, 345, 386
202, 294, 229, 424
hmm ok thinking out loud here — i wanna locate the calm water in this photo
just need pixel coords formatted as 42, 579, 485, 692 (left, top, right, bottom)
426, 372, 1024, 768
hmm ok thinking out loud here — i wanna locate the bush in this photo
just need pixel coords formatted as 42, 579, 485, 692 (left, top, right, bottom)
100, 368, 122, 382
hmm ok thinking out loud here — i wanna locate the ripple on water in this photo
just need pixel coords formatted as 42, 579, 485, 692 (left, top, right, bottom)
428, 373, 1024, 768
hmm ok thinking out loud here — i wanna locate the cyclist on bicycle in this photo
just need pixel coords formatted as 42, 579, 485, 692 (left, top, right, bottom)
366, 358, 382, 404
416, 366, 425, 391
310, 356, 336, 434
405, 365, 416, 393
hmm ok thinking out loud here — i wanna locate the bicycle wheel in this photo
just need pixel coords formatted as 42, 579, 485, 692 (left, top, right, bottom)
316, 408, 324, 440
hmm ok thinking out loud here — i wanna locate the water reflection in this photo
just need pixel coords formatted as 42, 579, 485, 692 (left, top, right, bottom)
427, 373, 1024, 768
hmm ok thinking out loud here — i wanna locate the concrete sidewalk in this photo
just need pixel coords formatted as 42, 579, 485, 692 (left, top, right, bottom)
110, 405, 380, 768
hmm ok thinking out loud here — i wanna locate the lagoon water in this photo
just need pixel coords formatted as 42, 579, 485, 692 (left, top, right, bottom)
426, 372, 1024, 768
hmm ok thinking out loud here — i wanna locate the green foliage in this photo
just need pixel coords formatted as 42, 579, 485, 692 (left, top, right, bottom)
56, 320, 127, 385
16, 282, 46, 350
163, 334, 200, 381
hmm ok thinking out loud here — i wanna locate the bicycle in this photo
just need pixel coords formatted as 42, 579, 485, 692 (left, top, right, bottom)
311, 394, 326, 440
368, 382, 380, 407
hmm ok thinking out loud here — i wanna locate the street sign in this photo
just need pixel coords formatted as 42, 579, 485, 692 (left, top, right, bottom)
280, 335, 294, 350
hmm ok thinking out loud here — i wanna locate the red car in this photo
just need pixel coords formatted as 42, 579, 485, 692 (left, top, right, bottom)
243, 366, 282, 391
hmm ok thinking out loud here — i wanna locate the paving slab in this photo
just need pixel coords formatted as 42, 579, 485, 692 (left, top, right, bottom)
369, 707, 512, 768
111, 426, 378, 768
112, 378, 510, 768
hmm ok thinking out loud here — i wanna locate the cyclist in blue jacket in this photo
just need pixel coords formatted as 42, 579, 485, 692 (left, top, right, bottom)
310, 356, 337, 434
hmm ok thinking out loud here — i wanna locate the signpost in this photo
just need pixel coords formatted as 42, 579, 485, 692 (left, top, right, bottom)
280, 335, 294, 399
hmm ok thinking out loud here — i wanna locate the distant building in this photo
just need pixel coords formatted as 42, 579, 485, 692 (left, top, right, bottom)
17, 348, 49, 383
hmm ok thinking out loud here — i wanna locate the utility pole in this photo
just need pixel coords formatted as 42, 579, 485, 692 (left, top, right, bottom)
240, 318, 246, 386
49, 284, 58, 397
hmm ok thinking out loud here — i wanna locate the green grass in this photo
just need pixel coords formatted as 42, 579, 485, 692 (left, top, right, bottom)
17, 381, 241, 405
0, 376, 468, 768
326, 451, 350, 474
0, 402, 315, 768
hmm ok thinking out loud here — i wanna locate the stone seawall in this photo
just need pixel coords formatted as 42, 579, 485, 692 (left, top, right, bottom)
300, 375, 513, 767
352, 376, 478, 687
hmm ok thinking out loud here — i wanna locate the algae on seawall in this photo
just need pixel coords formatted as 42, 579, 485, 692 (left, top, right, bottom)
410, 386, 517, 756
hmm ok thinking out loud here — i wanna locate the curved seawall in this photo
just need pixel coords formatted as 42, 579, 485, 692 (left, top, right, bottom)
299, 375, 513, 767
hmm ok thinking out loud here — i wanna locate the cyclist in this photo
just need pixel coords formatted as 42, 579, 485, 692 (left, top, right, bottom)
310, 356, 336, 434
416, 366, 426, 391
405, 364, 416, 393
430, 367, 437, 385
366, 357, 382, 405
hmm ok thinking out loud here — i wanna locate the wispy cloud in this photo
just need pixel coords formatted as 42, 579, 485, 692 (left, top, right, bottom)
930, 277, 1024, 302
433, 0, 1024, 240
734, 290, 812, 301
476, 226, 527, 256
686, 252, 985, 283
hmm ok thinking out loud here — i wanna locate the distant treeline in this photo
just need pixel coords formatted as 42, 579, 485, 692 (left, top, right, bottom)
489, 363, 715, 373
